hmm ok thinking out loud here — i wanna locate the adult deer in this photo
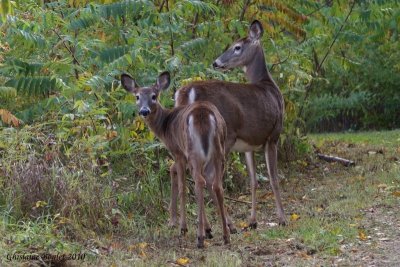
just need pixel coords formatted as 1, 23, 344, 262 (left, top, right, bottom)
121, 71, 230, 248
174, 20, 287, 227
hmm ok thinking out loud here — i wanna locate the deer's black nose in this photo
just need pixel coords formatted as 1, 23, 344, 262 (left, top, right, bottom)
212, 61, 218, 68
139, 108, 150, 117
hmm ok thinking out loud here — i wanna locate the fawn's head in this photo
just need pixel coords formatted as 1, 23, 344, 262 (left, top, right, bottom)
121, 72, 171, 117
213, 20, 264, 70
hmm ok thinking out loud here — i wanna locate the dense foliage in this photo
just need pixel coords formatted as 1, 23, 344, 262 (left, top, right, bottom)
0, 0, 399, 257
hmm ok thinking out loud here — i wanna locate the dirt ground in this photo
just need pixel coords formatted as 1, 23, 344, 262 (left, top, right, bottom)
86, 133, 399, 267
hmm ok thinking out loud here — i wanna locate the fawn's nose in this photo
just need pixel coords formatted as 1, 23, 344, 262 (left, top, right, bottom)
139, 108, 150, 117
212, 61, 218, 68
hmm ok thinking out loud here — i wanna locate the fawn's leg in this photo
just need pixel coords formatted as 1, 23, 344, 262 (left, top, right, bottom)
169, 163, 178, 227
193, 168, 206, 248
176, 159, 188, 234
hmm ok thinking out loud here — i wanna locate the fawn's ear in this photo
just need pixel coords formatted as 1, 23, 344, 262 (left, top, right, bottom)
121, 74, 137, 93
249, 20, 264, 40
156, 71, 171, 92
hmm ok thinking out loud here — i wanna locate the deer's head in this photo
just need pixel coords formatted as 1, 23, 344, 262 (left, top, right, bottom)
121, 72, 171, 117
213, 20, 264, 70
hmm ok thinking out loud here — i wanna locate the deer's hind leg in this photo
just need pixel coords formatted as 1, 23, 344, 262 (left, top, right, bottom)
188, 156, 207, 248
265, 141, 287, 225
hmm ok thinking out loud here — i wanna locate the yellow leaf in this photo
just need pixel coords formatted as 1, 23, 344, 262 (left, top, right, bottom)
392, 191, 400, 197
290, 213, 300, 221
358, 230, 367, 241
35, 200, 48, 208
138, 242, 148, 249
57, 217, 69, 224
106, 130, 118, 140
176, 257, 190, 266
128, 244, 137, 251
297, 252, 312, 259
139, 250, 146, 258
243, 232, 251, 238
237, 221, 249, 229
0, 109, 20, 127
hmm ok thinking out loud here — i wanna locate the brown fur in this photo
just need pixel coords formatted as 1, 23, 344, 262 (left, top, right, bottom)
121, 72, 230, 248
174, 20, 287, 226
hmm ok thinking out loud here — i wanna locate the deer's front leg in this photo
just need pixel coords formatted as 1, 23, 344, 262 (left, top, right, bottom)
245, 151, 258, 229
168, 163, 178, 228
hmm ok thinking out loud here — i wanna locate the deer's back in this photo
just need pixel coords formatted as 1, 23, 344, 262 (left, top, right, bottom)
175, 80, 284, 147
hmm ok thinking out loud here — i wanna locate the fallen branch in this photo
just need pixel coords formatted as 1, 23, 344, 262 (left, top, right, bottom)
224, 196, 270, 205
317, 153, 355, 167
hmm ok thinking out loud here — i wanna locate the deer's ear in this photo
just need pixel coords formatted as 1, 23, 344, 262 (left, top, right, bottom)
121, 74, 137, 93
249, 20, 264, 40
156, 71, 171, 92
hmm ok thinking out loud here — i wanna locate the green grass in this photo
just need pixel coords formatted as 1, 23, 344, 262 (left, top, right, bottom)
1, 129, 399, 266
310, 129, 400, 147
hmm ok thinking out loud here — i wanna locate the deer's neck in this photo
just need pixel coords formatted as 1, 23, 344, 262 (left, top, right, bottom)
145, 105, 172, 142
244, 46, 278, 88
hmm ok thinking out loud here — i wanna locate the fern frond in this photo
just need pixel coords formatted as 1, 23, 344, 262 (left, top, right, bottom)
180, 0, 219, 15
13, 29, 46, 48
6, 59, 44, 76
180, 37, 207, 52
85, 75, 108, 90
0, 86, 17, 99
69, 14, 98, 31
97, 0, 154, 20
259, 0, 308, 23
5, 76, 57, 96
99, 45, 131, 63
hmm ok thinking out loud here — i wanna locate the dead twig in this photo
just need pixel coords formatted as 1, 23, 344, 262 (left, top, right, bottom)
317, 153, 355, 167
224, 196, 270, 205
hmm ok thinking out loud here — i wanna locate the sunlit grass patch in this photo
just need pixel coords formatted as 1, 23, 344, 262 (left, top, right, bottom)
310, 129, 400, 148
260, 227, 290, 240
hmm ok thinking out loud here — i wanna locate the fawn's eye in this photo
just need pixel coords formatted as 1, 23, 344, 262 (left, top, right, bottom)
151, 94, 157, 101
234, 45, 241, 51
136, 95, 139, 100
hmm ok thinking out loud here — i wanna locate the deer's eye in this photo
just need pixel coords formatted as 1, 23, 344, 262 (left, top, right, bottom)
136, 95, 139, 100
151, 94, 157, 101
234, 45, 241, 51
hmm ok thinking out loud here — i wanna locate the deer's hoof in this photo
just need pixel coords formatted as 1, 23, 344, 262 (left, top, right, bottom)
180, 227, 188, 236
205, 228, 213, 239
168, 220, 177, 228
223, 235, 230, 245
229, 226, 238, 234
279, 218, 288, 226
249, 222, 258, 229
197, 236, 205, 248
